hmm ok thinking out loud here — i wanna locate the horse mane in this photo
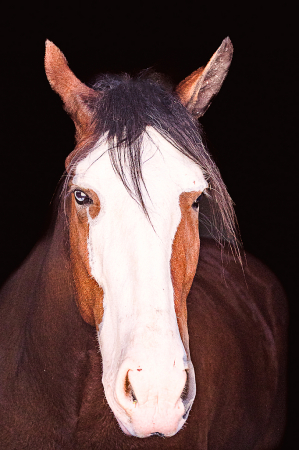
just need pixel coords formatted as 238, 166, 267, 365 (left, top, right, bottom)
63, 71, 240, 251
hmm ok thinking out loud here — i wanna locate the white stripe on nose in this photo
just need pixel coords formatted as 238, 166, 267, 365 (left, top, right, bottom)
73, 129, 205, 437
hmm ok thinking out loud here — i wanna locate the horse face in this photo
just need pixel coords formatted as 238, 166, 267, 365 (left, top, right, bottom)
45, 36, 233, 439
68, 129, 207, 437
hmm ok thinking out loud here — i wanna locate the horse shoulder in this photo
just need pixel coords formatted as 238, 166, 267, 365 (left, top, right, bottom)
185, 238, 287, 449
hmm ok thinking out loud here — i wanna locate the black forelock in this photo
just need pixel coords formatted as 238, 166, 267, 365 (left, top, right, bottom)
66, 71, 240, 250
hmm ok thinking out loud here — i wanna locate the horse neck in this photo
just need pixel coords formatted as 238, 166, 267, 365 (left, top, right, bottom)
0, 209, 93, 378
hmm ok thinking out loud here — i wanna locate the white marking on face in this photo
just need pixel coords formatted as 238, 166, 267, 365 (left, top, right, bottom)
73, 127, 207, 436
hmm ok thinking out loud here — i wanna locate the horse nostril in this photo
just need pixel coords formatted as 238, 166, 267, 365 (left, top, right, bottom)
131, 389, 137, 403
183, 403, 192, 420
181, 369, 195, 420
181, 370, 189, 402
150, 432, 165, 437
124, 370, 138, 403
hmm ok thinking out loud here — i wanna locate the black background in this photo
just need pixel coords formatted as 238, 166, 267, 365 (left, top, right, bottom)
0, 2, 297, 447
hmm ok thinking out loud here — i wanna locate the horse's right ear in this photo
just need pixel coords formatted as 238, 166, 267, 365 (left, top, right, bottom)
44, 40, 98, 139
176, 37, 233, 118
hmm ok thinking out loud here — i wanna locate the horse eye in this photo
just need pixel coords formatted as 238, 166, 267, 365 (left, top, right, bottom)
192, 194, 202, 210
74, 190, 92, 205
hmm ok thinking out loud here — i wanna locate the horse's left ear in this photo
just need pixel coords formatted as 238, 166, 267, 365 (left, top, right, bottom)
44, 40, 98, 139
176, 37, 233, 118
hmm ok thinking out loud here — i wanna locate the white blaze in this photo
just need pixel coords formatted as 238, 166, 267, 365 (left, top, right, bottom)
73, 128, 207, 437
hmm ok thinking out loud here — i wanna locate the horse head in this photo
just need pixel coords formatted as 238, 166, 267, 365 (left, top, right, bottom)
44, 38, 234, 438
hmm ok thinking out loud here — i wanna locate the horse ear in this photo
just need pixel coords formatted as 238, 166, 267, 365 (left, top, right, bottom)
44, 40, 98, 139
176, 37, 233, 118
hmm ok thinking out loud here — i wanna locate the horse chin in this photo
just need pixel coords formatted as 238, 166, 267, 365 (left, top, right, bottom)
111, 394, 188, 438
116, 416, 186, 438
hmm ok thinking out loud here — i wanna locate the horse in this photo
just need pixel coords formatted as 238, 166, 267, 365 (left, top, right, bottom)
0, 38, 287, 449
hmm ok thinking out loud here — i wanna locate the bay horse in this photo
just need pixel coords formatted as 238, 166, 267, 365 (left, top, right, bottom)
0, 38, 287, 449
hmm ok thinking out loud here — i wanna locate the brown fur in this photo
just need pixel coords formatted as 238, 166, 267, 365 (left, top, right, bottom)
68, 188, 104, 326
171, 191, 201, 354
0, 233, 287, 448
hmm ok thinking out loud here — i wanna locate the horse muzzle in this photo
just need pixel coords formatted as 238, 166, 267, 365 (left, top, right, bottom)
109, 357, 196, 438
